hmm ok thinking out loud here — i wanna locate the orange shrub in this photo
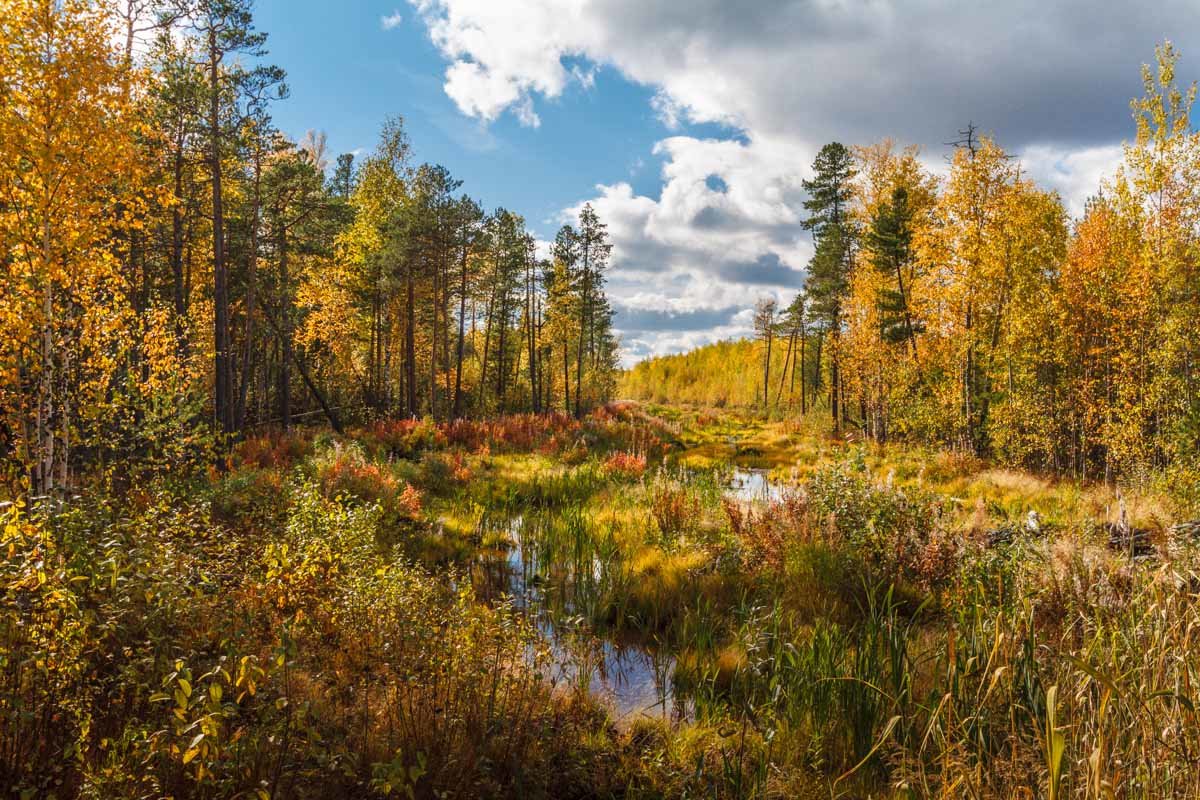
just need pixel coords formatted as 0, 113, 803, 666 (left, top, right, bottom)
352, 408, 672, 463
316, 448, 422, 524
442, 413, 580, 454
603, 451, 647, 480
651, 484, 702, 543
234, 430, 313, 470
722, 494, 808, 573
363, 418, 446, 459
397, 483, 423, 518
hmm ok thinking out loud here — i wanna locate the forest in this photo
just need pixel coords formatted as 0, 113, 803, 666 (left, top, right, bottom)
0, 0, 621, 499
4, 1, 1200, 799
624, 72, 1200, 483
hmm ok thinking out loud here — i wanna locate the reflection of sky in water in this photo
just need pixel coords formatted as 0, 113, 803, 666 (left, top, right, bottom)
476, 515, 692, 724
472, 470, 801, 724
545, 634, 690, 724
473, 468, 789, 725
726, 467, 787, 503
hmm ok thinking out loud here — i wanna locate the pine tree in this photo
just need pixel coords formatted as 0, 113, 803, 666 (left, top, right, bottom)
754, 298, 778, 409
185, 0, 285, 440
802, 143, 857, 431
573, 204, 612, 417
867, 186, 925, 353
332, 153, 356, 199
451, 195, 484, 419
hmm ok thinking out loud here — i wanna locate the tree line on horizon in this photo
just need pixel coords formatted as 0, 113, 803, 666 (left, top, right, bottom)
623, 42, 1200, 481
0, 0, 620, 497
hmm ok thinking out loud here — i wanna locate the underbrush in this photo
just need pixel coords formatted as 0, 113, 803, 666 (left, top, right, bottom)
6, 405, 1200, 799
0, 483, 626, 799
657, 452, 1200, 798
0, 406, 687, 799
356, 403, 676, 463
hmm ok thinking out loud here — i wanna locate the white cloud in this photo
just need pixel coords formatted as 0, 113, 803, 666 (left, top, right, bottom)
557, 135, 812, 361
409, 0, 1197, 146
571, 63, 597, 90
650, 90, 684, 130
411, 0, 588, 127
1019, 143, 1126, 218
380, 10, 404, 30
408, 0, 1200, 358
533, 238, 554, 261
513, 96, 541, 128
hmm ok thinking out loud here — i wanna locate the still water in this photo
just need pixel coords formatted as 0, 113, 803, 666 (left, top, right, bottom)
473, 468, 780, 724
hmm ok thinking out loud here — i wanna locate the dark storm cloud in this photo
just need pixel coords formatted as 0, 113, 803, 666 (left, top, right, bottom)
613, 303, 741, 332
715, 253, 805, 287
593, 0, 1200, 150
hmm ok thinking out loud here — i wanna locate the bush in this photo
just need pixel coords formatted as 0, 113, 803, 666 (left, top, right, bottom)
0, 473, 628, 799
650, 482, 702, 547
603, 451, 647, 481
806, 461, 960, 591
313, 444, 424, 537
210, 466, 289, 532
722, 461, 961, 593
417, 449, 473, 492
232, 429, 313, 470
362, 417, 446, 459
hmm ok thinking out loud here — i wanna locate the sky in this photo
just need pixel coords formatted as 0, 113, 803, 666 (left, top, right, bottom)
253, 0, 1199, 365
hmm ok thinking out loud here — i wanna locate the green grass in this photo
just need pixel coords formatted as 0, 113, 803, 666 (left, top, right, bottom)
396, 406, 1200, 797
9, 403, 1200, 798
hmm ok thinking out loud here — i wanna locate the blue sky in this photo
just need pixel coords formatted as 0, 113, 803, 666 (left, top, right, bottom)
256, 2, 671, 240
250, 0, 1198, 363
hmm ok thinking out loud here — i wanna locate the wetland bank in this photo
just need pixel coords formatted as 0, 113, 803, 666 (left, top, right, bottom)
8, 401, 1200, 798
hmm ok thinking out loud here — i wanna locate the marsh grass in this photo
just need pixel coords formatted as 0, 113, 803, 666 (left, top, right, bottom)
348, 410, 1200, 797
9, 405, 1200, 798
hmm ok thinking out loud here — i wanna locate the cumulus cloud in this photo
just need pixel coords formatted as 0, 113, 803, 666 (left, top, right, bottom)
410, 0, 1196, 145
551, 133, 814, 357
1019, 143, 1126, 218
409, 0, 1198, 358
380, 10, 404, 30
410, 0, 602, 127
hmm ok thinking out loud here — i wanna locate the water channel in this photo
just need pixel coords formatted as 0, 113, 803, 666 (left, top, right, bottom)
472, 466, 785, 724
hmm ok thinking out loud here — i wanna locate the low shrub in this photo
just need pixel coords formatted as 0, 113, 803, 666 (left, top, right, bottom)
417, 449, 473, 491
721, 461, 961, 594
233, 429, 313, 470
211, 466, 289, 532
604, 451, 647, 481
362, 417, 446, 459
650, 482, 702, 547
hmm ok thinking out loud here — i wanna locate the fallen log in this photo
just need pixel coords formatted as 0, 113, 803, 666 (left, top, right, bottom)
1104, 521, 1155, 558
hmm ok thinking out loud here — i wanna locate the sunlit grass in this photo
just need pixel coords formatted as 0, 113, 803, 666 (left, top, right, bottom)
14, 403, 1200, 798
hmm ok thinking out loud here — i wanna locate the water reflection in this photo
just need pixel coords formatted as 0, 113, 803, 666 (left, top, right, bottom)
726, 466, 787, 503
474, 514, 691, 724
548, 636, 690, 724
